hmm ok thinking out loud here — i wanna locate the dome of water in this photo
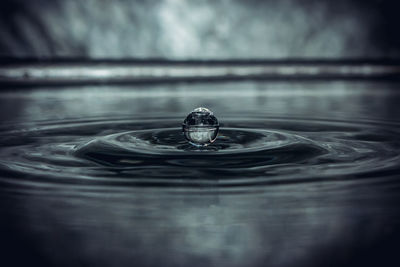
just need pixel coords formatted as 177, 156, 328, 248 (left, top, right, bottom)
182, 107, 219, 146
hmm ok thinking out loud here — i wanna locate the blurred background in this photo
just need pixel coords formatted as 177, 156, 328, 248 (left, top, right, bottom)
0, 0, 399, 59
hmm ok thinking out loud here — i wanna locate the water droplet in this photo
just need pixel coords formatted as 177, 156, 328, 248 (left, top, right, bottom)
182, 107, 219, 147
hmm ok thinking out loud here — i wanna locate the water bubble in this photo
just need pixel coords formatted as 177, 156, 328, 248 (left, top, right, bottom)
182, 107, 219, 147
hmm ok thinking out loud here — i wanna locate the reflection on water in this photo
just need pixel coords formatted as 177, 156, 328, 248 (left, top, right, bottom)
1, 81, 400, 267
1, 81, 399, 121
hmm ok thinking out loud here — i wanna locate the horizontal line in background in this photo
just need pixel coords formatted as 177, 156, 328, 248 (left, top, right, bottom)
1, 60, 400, 86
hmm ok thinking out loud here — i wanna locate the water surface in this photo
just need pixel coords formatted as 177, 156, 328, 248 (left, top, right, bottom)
1, 81, 400, 267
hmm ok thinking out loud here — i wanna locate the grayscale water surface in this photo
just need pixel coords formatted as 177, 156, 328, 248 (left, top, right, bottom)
1, 81, 400, 267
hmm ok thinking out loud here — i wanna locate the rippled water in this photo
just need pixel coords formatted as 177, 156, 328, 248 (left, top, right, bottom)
1, 82, 400, 267
1, 117, 399, 191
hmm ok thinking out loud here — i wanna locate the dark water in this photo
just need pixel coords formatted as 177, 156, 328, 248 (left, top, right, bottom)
1, 81, 400, 267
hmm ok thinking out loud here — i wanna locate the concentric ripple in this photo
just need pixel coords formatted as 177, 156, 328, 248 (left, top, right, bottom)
0, 117, 400, 192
